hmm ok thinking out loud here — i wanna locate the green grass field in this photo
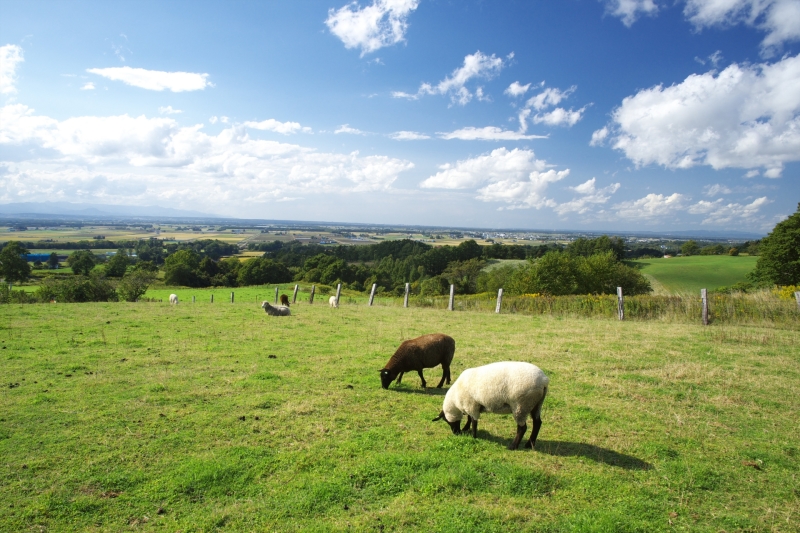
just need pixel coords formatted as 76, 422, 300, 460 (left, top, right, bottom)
2, 300, 798, 531
630, 256, 759, 295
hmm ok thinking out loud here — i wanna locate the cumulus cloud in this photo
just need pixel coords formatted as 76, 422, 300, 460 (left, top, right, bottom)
421, 147, 569, 209
703, 183, 732, 196
590, 126, 609, 146
392, 51, 508, 105
244, 119, 312, 135
335, 124, 368, 135
505, 81, 531, 97
390, 130, 430, 140
532, 106, 587, 127
602, 53, 800, 177
159, 106, 182, 115
0, 104, 414, 209
611, 191, 770, 226
326, 0, 419, 56
554, 178, 621, 215
515, 85, 586, 130
526, 86, 575, 111
685, 0, 800, 53
602, 0, 659, 26
86, 66, 211, 92
437, 126, 546, 141
80, 82, 95, 91
0, 44, 23, 95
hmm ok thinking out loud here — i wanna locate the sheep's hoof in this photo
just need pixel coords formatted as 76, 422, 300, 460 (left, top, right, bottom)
524, 441, 534, 449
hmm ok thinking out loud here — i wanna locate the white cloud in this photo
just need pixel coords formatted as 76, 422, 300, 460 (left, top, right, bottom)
505, 81, 531, 97
0, 104, 414, 209
326, 0, 419, 56
611, 191, 771, 226
703, 183, 732, 196
421, 147, 569, 209
244, 119, 312, 135
437, 126, 546, 141
614, 193, 688, 219
532, 106, 586, 127
590, 126, 609, 146
526, 86, 575, 111
604, 53, 800, 177
80, 82, 95, 91
335, 124, 368, 135
86, 66, 211, 92
159, 106, 182, 115
554, 178, 621, 215
685, 0, 800, 53
0, 44, 23, 95
602, 0, 659, 26
744, 169, 760, 178
390, 130, 430, 140
392, 51, 507, 105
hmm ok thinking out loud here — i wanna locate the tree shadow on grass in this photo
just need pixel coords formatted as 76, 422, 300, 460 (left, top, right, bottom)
535, 440, 652, 470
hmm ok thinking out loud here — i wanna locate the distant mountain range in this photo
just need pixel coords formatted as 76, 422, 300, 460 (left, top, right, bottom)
0, 202, 217, 219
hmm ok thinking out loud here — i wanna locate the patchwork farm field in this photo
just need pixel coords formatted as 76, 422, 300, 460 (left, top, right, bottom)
630, 256, 759, 295
1, 301, 799, 532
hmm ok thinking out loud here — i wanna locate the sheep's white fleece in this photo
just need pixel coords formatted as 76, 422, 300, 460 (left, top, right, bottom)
169, 294, 178, 305
329, 295, 338, 308
442, 361, 548, 426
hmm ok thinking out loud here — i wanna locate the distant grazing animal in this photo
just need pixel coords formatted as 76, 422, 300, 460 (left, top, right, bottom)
169, 294, 178, 305
261, 301, 291, 316
380, 333, 455, 389
280, 294, 290, 306
433, 361, 548, 450
329, 295, 338, 308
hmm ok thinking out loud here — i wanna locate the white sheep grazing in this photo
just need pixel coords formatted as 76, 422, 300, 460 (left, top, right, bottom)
169, 294, 178, 305
432, 361, 549, 450
329, 295, 338, 308
261, 301, 291, 316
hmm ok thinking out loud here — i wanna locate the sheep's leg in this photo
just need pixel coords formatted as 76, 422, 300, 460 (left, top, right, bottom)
396, 372, 403, 385
461, 415, 473, 433
417, 370, 427, 388
525, 401, 545, 449
509, 424, 527, 450
435, 365, 448, 388
471, 419, 478, 438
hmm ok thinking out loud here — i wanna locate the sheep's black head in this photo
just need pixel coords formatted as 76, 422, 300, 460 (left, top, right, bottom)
432, 411, 461, 434
379, 368, 398, 389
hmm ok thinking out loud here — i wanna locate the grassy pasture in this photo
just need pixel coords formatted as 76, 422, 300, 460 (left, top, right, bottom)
630, 256, 759, 295
1, 301, 799, 532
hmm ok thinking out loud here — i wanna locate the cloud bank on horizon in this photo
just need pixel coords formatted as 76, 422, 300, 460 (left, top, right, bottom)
1, 0, 799, 232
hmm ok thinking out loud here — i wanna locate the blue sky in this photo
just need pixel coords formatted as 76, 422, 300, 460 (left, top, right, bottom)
1, 0, 799, 232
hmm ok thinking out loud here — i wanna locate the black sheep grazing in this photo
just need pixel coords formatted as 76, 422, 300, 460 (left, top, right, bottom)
280, 294, 290, 306
379, 333, 455, 389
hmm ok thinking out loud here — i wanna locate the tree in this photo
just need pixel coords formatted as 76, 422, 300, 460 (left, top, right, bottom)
117, 270, 157, 302
681, 240, 700, 256
237, 258, 292, 286
105, 249, 130, 277
749, 202, 800, 285
163, 249, 204, 287
47, 252, 60, 269
0, 241, 31, 283
67, 250, 96, 276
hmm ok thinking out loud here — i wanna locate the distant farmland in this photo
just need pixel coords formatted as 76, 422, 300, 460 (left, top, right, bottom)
630, 256, 758, 294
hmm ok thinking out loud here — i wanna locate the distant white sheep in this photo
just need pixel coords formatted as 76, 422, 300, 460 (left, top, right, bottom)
169, 294, 178, 305
329, 295, 338, 308
433, 361, 549, 450
262, 301, 291, 316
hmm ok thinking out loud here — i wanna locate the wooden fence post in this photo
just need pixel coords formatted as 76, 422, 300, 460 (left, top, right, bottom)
192, 295, 196, 304
275, 286, 279, 304
495, 288, 503, 313
368, 283, 377, 306
309, 285, 315, 304
617, 287, 624, 320
335, 283, 342, 307
231, 292, 235, 304
404, 283, 410, 308
795, 291, 800, 311
448, 284, 455, 311
701, 288, 708, 325
210, 294, 214, 303
292, 284, 299, 304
